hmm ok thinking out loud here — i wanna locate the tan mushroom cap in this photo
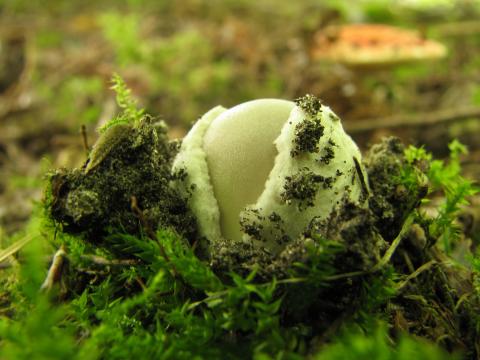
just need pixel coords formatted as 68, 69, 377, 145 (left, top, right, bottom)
311, 24, 447, 67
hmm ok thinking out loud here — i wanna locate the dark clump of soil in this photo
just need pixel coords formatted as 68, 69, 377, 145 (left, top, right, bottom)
48, 118, 197, 252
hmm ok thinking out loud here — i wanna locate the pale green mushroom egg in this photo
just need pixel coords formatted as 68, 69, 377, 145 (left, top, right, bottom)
172, 95, 369, 254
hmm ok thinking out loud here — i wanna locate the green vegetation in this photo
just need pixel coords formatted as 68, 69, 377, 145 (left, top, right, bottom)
404, 141, 479, 253
316, 322, 460, 360
0, 216, 464, 359
0, 82, 478, 359
0, 1, 479, 358
99, 74, 145, 132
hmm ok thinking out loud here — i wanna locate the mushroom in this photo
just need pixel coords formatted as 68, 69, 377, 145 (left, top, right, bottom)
172, 95, 369, 254
310, 24, 447, 67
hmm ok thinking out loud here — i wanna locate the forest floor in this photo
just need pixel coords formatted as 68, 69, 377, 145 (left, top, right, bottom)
0, 1, 479, 358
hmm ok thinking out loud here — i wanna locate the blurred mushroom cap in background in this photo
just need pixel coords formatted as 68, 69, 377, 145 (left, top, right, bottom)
311, 24, 447, 67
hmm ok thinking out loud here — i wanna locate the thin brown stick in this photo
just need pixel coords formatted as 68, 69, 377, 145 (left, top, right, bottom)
80, 254, 138, 266
130, 196, 156, 240
346, 106, 480, 134
81, 124, 89, 155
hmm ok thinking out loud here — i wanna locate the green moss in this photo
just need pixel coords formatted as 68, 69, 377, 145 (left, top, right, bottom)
316, 322, 459, 360
4, 77, 480, 359
3, 135, 480, 359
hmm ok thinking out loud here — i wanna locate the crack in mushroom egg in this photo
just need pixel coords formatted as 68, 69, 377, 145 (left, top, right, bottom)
172, 95, 369, 254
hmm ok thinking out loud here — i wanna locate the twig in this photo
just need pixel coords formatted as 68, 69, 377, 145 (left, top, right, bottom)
80, 124, 89, 155
0, 234, 35, 263
130, 196, 156, 240
0, 253, 137, 271
40, 245, 67, 291
323, 269, 368, 281
80, 254, 137, 266
346, 106, 480, 134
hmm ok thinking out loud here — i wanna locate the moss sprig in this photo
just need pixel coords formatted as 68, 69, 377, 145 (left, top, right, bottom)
404, 140, 479, 253
98, 74, 145, 133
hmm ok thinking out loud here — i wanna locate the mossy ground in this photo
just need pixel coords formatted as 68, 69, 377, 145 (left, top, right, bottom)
2, 109, 472, 359
1, 2, 480, 356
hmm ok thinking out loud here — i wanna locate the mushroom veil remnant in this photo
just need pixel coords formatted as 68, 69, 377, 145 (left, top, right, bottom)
172, 95, 369, 254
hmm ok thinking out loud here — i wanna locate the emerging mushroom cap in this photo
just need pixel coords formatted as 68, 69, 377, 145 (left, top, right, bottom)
203, 99, 295, 242
172, 96, 369, 254
311, 24, 447, 67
